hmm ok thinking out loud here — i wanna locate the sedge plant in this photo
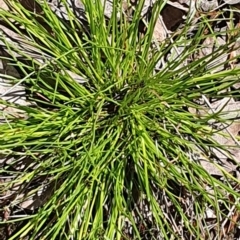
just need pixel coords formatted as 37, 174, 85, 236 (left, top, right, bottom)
0, 0, 240, 239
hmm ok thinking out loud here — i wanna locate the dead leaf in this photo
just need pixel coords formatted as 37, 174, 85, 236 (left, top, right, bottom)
224, 0, 240, 5
0, 0, 8, 10
190, 98, 240, 175
153, 16, 167, 42
197, 0, 218, 12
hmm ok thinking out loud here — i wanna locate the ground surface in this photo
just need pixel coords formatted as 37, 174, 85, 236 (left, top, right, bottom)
0, 0, 240, 239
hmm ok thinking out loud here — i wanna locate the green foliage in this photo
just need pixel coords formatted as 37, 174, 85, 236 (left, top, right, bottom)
0, 0, 240, 239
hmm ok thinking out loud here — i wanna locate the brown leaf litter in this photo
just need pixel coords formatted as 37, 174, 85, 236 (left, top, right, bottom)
0, 0, 240, 239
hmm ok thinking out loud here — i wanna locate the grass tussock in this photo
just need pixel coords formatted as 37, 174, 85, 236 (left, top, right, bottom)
0, 0, 240, 239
